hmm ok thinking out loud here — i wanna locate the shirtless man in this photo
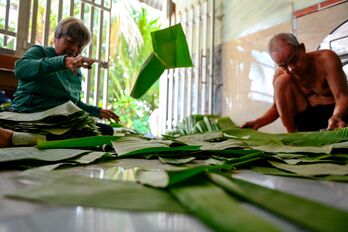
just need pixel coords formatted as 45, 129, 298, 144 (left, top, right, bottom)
242, 33, 348, 132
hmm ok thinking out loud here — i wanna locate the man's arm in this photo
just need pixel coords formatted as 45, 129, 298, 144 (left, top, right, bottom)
324, 50, 348, 129
241, 104, 279, 130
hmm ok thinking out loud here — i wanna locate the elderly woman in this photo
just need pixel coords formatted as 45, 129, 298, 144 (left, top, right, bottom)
10, 17, 118, 135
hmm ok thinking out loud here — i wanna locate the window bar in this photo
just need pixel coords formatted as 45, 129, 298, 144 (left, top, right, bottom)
80, 2, 85, 25
172, 15, 179, 127
86, 3, 95, 104
58, 0, 63, 23
93, 9, 102, 106
167, 68, 174, 130
201, 1, 208, 114
102, 9, 111, 109
70, 0, 75, 16
29, 0, 38, 47
167, 13, 176, 130
80, 2, 90, 103
186, 6, 194, 117
43, 0, 51, 46
3, 0, 10, 47
16, 0, 31, 54
208, 0, 215, 114
159, 69, 169, 134
179, 11, 187, 121
193, 3, 201, 114
82, 0, 110, 11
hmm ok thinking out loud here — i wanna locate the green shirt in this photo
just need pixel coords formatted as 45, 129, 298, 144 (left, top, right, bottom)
10, 45, 100, 117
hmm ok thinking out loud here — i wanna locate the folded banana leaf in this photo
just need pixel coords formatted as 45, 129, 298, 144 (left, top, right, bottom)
111, 135, 200, 157
0, 147, 91, 163
209, 173, 348, 232
169, 178, 281, 232
7, 172, 186, 213
136, 151, 267, 188
223, 127, 348, 147
131, 23, 193, 99
268, 160, 348, 176
36, 135, 123, 149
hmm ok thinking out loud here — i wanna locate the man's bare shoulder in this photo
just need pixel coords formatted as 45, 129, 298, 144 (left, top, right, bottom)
309, 49, 340, 61
272, 68, 289, 85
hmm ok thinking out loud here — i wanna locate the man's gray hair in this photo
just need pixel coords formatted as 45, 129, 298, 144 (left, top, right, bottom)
268, 33, 300, 53
54, 17, 91, 47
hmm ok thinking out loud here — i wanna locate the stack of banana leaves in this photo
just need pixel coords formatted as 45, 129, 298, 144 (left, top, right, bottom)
0, 101, 100, 139
2, 114, 348, 231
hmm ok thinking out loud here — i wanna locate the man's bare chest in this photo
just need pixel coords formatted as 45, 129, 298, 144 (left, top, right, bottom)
294, 74, 332, 97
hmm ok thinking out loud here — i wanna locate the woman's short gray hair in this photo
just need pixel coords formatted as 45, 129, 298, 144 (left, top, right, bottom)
54, 17, 91, 47
268, 33, 300, 53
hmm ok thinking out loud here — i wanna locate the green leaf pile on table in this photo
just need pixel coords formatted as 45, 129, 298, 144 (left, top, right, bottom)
3, 114, 348, 232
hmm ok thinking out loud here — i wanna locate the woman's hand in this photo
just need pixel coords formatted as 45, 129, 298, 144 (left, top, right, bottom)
64, 56, 95, 74
100, 109, 120, 122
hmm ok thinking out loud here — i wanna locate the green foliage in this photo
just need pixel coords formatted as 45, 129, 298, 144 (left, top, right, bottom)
113, 95, 151, 134
109, 4, 161, 134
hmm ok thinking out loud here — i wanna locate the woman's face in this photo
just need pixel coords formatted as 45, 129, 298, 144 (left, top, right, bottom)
54, 35, 84, 57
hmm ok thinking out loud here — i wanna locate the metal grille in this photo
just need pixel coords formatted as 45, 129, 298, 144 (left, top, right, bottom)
159, 0, 216, 133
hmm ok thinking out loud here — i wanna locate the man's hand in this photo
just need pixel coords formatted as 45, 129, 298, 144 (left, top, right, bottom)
100, 109, 120, 122
241, 120, 261, 130
327, 115, 346, 130
64, 56, 95, 74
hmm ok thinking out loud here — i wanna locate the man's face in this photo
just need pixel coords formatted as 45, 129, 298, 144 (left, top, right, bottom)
271, 41, 305, 76
54, 35, 84, 57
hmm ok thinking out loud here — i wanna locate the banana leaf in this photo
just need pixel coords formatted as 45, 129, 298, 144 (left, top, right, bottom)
251, 165, 348, 182
251, 143, 333, 154
209, 173, 348, 232
0, 147, 91, 163
216, 117, 237, 129
111, 135, 200, 157
223, 127, 348, 147
321, 175, 348, 182
268, 160, 348, 176
24, 151, 110, 171
199, 139, 244, 150
175, 131, 225, 146
169, 178, 281, 232
250, 165, 302, 177
195, 120, 208, 133
158, 157, 196, 165
137, 151, 267, 188
7, 172, 186, 213
280, 128, 348, 146
36, 135, 122, 149
131, 23, 193, 99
